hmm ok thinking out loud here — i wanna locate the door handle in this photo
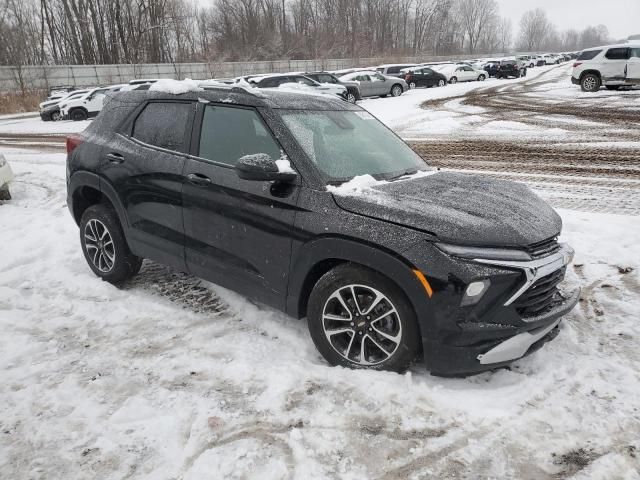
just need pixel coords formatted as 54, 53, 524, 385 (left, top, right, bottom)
106, 152, 124, 164
186, 173, 212, 186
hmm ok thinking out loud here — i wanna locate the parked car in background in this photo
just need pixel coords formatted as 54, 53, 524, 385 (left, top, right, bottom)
572, 43, 640, 92
39, 89, 89, 121
375, 64, 417, 78
241, 74, 348, 100
433, 64, 488, 84
60, 85, 124, 121
517, 55, 536, 68
543, 54, 561, 65
338, 71, 408, 98
0, 154, 14, 201
496, 59, 527, 79
482, 60, 501, 77
303, 71, 362, 103
67, 85, 579, 375
402, 66, 448, 89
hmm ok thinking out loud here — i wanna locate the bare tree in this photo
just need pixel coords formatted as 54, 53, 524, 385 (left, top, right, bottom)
518, 8, 552, 51
457, 0, 498, 54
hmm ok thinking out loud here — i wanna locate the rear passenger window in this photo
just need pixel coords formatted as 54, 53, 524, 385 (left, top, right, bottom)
630, 48, 640, 59
198, 105, 281, 166
133, 102, 192, 152
577, 50, 601, 60
605, 48, 629, 60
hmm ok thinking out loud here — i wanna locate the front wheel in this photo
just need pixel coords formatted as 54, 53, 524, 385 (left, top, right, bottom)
477, 74, 486, 81
70, 108, 88, 121
449, 77, 458, 84
50, 110, 61, 121
307, 264, 421, 372
581, 73, 601, 92
346, 92, 357, 103
409, 82, 416, 89
80, 204, 142, 284
390, 84, 403, 97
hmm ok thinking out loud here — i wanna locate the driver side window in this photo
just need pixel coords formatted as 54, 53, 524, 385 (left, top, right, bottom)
198, 105, 282, 167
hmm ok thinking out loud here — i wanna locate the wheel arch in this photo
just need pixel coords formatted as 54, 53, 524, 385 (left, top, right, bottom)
68, 172, 129, 232
286, 237, 432, 327
579, 69, 601, 81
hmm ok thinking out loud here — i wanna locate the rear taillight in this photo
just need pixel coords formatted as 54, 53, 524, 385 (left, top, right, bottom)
573, 62, 582, 68
66, 135, 83, 155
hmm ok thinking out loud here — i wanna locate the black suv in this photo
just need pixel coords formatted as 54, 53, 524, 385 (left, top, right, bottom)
496, 60, 527, 79
66, 87, 579, 376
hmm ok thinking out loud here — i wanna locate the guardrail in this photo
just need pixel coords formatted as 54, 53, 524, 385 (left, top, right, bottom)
0, 53, 509, 92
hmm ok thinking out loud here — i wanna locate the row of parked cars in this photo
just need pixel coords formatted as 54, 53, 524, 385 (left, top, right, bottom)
38, 51, 578, 122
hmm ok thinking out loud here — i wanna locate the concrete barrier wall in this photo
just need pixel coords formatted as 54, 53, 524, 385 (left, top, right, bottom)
0, 53, 507, 92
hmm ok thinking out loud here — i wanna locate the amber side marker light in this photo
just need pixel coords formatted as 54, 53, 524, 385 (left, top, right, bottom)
412, 269, 433, 298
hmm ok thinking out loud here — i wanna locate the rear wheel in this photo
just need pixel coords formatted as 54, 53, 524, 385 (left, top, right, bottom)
409, 82, 416, 89
307, 264, 421, 372
390, 84, 403, 97
50, 111, 61, 121
70, 108, 88, 121
0, 185, 10, 201
438, 79, 446, 87
80, 204, 142, 284
581, 73, 601, 92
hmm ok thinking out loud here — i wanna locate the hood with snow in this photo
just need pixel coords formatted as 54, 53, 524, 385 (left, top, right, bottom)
330, 171, 562, 247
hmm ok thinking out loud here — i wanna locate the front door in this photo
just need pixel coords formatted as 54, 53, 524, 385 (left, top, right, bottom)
99, 100, 196, 270
371, 73, 389, 95
182, 103, 300, 309
627, 47, 640, 82
355, 74, 373, 96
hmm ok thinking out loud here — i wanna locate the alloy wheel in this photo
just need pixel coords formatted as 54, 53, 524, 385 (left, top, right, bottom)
321, 284, 402, 366
583, 76, 597, 91
84, 219, 115, 273
409, 82, 416, 89
51, 111, 61, 121
438, 80, 445, 87
346, 92, 356, 103
391, 85, 402, 97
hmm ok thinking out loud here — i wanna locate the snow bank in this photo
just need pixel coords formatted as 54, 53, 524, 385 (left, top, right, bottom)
149, 78, 202, 95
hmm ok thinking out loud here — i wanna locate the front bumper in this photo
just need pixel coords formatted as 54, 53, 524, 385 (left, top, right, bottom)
403, 241, 580, 376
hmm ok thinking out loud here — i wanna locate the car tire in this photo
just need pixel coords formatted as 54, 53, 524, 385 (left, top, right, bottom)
346, 92, 357, 103
390, 84, 403, 97
307, 264, 421, 373
449, 77, 458, 84
80, 203, 142, 285
581, 73, 601, 92
477, 74, 486, 81
409, 82, 416, 89
438, 79, 446, 87
70, 108, 88, 121
51, 111, 61, 121
0, 185, 11, 201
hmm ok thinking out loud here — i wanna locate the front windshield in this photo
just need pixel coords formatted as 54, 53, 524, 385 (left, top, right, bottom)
280, 110, 428, 182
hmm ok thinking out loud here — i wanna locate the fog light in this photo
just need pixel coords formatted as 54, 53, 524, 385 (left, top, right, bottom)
461, 279, 490, 306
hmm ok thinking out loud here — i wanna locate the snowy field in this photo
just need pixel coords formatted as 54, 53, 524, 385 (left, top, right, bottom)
1, 67, 640, 479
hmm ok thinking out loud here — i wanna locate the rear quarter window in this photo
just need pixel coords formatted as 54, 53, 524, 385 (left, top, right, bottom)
577, 50, 601, 61
132, 102, 193, 152
605, 48, 629, 60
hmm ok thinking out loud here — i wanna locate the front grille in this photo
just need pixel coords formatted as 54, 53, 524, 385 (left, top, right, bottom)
525, 237, 560, 259
514, 267, 566, 317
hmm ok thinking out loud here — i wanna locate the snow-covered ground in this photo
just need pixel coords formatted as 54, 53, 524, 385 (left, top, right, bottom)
1, 66, 640, 479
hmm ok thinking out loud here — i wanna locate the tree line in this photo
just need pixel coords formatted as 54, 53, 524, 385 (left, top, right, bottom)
0, 0, 615, 67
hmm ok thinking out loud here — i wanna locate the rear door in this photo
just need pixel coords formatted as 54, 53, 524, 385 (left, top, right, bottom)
627, 47, 640, 82
602, 47, 629, 81
99, 100, 195, 270
182, 103, 300, 309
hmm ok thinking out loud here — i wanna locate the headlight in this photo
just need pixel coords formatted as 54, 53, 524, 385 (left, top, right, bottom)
436, 242, 531, 261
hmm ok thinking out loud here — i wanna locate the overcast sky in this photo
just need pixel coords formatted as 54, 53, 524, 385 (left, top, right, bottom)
495, 0, 640, 39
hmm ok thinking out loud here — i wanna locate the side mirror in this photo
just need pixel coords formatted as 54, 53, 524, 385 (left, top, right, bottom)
235, 154, 297, 182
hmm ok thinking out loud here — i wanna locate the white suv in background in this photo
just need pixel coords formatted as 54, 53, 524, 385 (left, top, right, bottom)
59, 85, 124, 121
572, 44, 640, 92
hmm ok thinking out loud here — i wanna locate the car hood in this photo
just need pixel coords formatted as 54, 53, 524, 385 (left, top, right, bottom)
331, 172, 562, 247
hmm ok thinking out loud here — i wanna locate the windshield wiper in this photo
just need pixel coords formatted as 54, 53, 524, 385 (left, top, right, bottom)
387, 169, 418, 181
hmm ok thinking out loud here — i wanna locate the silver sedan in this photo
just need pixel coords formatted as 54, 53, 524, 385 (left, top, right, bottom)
338, 70, 409, 98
